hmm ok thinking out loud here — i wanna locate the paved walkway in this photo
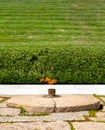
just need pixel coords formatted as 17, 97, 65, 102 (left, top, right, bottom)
0, 94, 105, 130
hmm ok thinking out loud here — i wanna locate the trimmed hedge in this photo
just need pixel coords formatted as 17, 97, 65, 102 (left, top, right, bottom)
0, 46, 105, 84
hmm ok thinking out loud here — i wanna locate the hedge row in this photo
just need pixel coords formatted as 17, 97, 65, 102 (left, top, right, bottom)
0, 46, 105, 84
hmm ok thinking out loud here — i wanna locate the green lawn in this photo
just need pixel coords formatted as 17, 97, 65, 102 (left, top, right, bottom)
0, 0, 105, 84
0, 0, 105, 48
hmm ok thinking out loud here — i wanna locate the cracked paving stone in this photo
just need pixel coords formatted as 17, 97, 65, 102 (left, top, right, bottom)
0, 108, 20, 116
7, 95, 100, 113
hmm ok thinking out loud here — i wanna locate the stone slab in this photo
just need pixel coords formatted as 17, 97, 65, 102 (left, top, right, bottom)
96, 111, 105, 118
49, 111, 88, 121
73, 122, 105, 130
0, 111, 88, 122
54, 95, 100, 112
7, 95, 100, 113
0, 121, 70, 130
0, 101, 8, 108
0, 108, 20, 116
7, 95, 55, 113
89, 112, 105, 122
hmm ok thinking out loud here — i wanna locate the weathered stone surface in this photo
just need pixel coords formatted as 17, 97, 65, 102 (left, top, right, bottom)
89, 112, 105, 122
0, 111, 88, 122
54, 95, 100, 112
0, 121, 70, 130
0, 108, 20, 116
7, 95, 100, 113
73, 122, 105, 130
7, 95, 55, 113
96, 111, 105, 118
0, 101, 8, 108
50, 111, 88, 121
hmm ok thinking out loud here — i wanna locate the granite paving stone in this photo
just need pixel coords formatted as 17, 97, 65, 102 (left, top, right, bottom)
7, 95, 55, 113
0, 108, 21, 116
54, 95, 100, 112
89, 111, 105, 122
0, 101, 9, 108
96, 111, 105, 118
50, 111, 88, 121
7, 95, 100, 113
0, 121, 70, 130
0, 111, 88, 122
73, 122, 105, 130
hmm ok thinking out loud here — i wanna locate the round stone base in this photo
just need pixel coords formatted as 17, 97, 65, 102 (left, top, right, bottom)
7, 95, 101, 113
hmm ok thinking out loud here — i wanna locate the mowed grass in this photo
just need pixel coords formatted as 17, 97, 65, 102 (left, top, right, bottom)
0, 0, 105, 48
0, 0, 105, 84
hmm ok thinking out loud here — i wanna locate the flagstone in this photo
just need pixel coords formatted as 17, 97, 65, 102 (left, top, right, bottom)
0, 121, 70, 130
73, 122, 105, 130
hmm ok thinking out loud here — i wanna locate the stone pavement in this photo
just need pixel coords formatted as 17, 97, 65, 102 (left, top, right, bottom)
0, 94, 104, 130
